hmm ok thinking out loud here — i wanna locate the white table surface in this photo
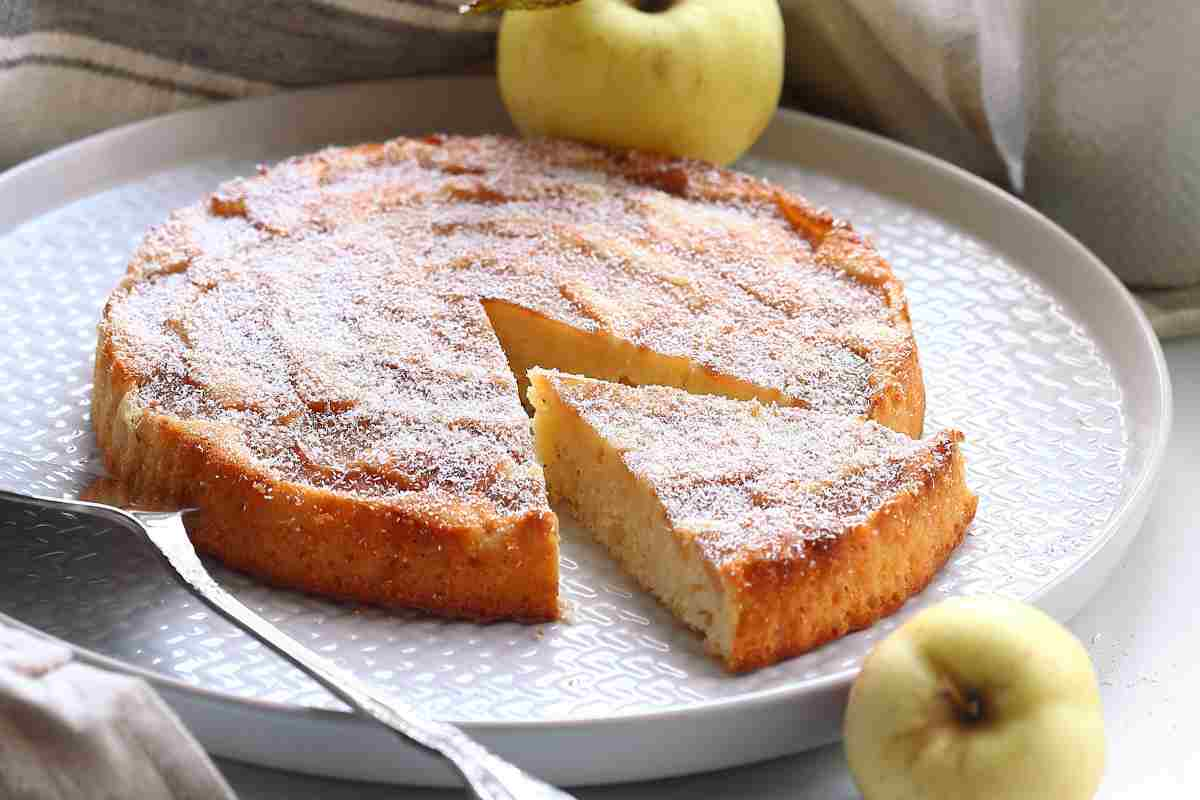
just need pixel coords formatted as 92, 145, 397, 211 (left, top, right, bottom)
216, 335, 1200, 800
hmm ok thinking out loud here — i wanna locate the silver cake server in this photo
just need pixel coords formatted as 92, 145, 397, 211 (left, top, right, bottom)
0, 481, 574, 800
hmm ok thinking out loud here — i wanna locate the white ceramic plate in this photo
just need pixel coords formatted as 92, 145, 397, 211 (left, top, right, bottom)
0, 77, 1170, 787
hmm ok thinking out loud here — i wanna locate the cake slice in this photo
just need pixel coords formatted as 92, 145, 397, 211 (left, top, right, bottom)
528, 370, 977, 671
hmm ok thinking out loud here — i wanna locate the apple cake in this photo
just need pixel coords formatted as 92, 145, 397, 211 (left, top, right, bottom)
93, 134, 928, 623
528, 370, 977, 671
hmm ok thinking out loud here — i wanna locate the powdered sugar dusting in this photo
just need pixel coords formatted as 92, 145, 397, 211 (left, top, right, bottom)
104, 135, 913, 514
543, 372, 957, 567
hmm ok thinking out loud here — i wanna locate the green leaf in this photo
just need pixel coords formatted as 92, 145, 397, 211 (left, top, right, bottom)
459, 0, 582, 13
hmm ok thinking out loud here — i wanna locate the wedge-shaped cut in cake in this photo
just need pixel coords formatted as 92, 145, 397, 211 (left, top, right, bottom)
528, 369, 977, 671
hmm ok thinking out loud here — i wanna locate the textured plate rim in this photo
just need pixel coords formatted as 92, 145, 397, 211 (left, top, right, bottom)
0, 77, 1172, 734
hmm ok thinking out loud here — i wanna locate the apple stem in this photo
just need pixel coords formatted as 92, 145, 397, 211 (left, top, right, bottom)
942, 679, 985, 725
959, 688, 984, 724
634, 0, 675, 11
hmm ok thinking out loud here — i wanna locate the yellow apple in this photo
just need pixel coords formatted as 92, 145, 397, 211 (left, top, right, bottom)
496, 0, 784, 165
844, 596, 1105, 800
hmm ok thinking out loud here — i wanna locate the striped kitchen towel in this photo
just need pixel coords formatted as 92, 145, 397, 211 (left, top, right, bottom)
0, 0, 498, 167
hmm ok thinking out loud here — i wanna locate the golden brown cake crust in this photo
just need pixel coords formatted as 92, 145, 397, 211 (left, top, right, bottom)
93, 134, 926, 622
91, 334, 560, 621
723, 431, 974, 671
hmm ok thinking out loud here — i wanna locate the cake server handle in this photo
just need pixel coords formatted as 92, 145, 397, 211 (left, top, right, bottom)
0, 489, 574, 800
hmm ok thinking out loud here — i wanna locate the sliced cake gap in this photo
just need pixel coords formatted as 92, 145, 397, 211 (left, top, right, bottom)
481, 297, 791, 414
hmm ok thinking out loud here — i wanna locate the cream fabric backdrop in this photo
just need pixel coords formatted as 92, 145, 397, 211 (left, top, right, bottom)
781, 0, 1200, 335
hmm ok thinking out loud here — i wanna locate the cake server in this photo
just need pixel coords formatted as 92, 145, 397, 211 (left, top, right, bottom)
0, 484, 574, 800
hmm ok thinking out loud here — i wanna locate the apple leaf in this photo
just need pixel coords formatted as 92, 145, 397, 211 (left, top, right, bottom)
459, 0, 582, 13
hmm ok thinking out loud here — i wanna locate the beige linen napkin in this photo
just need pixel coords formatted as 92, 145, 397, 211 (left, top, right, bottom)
0, 621, 236, 800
